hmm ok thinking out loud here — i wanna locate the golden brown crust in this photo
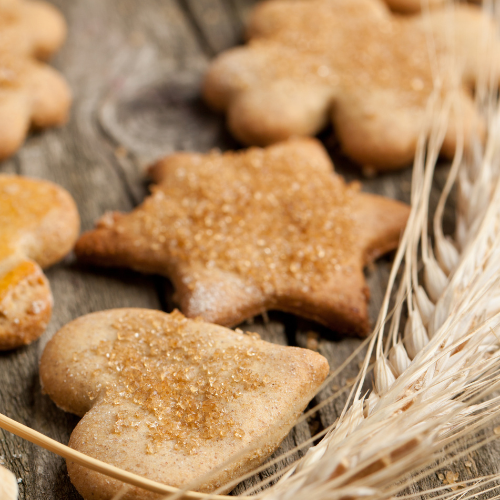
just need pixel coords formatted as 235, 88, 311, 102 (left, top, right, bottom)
0, 0, 71, 160
0, 175, 80, 349
76, 138, 409, 336
0, 0, 67, 58
203, 0, 499, 171
40, 308, 329, 498
384, 0, 445, 13
0, 259, 52, 350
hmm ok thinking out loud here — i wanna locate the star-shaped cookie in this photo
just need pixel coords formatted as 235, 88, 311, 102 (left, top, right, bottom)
40, 308, 329, 498
203, 0, 500, 170
0, 175, 80, 349
76, 138, 409, 335
0, 0, 71, 160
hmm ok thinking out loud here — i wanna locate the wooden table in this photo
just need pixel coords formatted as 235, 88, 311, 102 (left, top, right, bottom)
0, 1, 497, 498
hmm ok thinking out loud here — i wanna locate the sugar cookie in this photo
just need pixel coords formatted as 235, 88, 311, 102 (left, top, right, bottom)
0, 0, 71, 159
0, 175, 79, 349
76, 139, 409, 335
204, 0, 499, 170
40, 308, 329, 498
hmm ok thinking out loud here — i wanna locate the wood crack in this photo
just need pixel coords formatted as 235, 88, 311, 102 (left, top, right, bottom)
223, 0, 245, 33
95, 116, 144, 208
176, 0, 216, 58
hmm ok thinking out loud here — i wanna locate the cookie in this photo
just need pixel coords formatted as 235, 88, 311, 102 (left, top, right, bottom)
75, 138, 409, 335
0, 0, 67, 59
203, 0, 499, 170
384, 0, 443, 13
40, 308, 329, 498
0, 0, 71, 160
0, 465, 18, 500
0, 175, 80, 349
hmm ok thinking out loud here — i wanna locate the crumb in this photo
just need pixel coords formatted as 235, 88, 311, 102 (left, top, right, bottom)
440, 470, 460, 490
114, 146, 128, 159
306, 331, 319, 351
362, 165, 378, 178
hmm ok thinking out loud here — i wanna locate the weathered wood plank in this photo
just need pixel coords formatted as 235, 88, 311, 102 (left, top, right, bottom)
96, 0, 217, 201
228, 0, 257, 25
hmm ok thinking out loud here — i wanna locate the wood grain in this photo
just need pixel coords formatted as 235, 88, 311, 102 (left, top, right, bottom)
0, 0, 492, 499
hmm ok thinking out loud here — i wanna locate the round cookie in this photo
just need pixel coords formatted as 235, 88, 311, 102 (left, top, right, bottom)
0, 465, 18, 500
0, 174, 80, 349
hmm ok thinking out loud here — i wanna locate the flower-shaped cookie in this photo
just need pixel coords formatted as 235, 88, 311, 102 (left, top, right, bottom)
0, 175, 79, 349
76, 138, 409, 335
204, 0, 500, 170
0, 0, 71, 160
40, 308, 329, 498
0, 0, 67, 58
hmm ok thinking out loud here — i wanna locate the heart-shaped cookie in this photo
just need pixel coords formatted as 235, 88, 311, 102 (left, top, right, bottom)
40, 308, 329, 498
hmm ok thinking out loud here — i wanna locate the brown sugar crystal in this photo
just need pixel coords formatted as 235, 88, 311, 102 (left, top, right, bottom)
90, 310, 266, 454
